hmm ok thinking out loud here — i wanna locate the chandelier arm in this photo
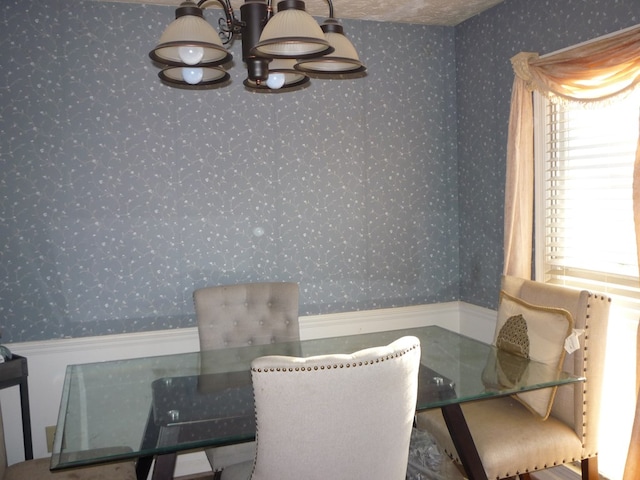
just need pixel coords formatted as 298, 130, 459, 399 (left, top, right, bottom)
265, 0, 273, 20
325, 0, 334, 19
197, 0, 244, 36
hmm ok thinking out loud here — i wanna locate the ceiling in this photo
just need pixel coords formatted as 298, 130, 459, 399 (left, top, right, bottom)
96, 0, 507, 26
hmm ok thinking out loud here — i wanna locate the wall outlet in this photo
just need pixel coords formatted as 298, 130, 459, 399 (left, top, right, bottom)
45, 426, 56, 453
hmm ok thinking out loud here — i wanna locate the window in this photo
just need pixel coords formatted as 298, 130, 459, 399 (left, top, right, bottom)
534, 91, 640, 310
533, 90, 639, 479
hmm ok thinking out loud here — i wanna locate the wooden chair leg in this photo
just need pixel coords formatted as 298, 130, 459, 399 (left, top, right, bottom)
582, 457, 599, 480
518, 474, 532, 480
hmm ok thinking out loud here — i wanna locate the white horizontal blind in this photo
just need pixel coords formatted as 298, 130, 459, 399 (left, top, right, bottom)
534, 91, 640, 316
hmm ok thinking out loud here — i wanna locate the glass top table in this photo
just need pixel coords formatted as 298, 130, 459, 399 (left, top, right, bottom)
51, 325, 583, 480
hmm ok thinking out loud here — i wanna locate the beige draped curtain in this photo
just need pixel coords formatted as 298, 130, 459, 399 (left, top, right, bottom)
502, 24, 640, 478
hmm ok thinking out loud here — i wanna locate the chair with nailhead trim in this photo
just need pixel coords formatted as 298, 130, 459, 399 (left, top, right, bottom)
416, 275, 611, 480
193, 282, 300, 477
219, 335, 421, 480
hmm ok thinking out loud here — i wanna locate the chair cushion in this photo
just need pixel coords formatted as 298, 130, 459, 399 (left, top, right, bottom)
495, 290, 574, 419
5, 457, 137, 480
416, 396, 583, 480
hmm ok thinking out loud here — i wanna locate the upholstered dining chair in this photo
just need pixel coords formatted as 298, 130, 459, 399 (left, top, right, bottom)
0, 406, 136, 480
193, 282, 300, 476
416, 275, 611, 480
219, 335, 422, 480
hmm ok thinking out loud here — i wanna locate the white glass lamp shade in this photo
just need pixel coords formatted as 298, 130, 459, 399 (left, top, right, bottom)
244, 58, 309, 91
296, 20, 366, 74
159, 65, 230, 88
149, 1, 231, 67
251, 0, 333, 59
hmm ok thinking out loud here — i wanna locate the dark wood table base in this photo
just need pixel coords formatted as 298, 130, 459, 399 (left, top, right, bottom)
441, 403, 488, 480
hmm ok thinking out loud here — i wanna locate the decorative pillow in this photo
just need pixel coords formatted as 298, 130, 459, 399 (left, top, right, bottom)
494, 290, 574, 419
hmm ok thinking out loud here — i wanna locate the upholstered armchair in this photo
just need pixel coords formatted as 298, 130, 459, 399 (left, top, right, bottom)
193, 282, 300, 475
416, 275, 611, 480
220, 335, 422, 480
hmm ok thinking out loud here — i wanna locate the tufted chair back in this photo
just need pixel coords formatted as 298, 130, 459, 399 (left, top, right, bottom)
220, 336, 422, 480
194, 282, 300, 351
193, 282, 300, 474
416, 276, 611, 480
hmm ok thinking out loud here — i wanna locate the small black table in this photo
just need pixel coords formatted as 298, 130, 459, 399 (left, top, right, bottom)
0, 354, 33, 460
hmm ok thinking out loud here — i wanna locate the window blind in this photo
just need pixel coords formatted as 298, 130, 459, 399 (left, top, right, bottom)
534, 91, 640, 317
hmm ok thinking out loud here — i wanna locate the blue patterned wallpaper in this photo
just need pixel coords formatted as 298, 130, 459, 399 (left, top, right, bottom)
1, 0, 458, 342
456, 0, 640, 307
2, 0, 636, 342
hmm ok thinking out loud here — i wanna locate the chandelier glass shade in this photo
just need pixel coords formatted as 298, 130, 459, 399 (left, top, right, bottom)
243, 58, 310, 91
149, 3, 231, 67
159, 65, 230, 87
251, 0, 333, 59
295, 18, 366, 74
149, 0, 366, 91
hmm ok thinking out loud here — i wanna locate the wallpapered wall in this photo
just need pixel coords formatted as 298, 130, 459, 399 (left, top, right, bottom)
3, 0, 636, 343
0, 0, 459, 342
455, 0, 639, 306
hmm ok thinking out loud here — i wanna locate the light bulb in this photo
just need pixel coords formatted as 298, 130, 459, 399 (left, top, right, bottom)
182, 67, 204, 85
178, 46, 204, 65
266, 72, 286, 90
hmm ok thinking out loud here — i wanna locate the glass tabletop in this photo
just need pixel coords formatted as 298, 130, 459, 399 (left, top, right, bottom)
51, 325, 583, 470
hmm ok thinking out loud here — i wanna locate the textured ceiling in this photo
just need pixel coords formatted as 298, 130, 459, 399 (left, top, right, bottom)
94, 0, 507, 26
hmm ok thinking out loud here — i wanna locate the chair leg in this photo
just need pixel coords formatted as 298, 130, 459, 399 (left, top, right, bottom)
582, 457, 599, 480
518, 474, 532, 480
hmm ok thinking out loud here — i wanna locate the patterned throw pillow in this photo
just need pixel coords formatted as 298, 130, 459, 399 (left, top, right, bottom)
496, 313, 530, 357
494, 291, 574, 419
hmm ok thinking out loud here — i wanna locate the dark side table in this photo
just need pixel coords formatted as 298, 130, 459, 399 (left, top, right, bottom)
0, 354, 33, 460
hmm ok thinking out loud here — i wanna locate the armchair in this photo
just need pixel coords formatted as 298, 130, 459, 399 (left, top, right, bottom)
220, 335, 422, 480
416, 275, 611, 480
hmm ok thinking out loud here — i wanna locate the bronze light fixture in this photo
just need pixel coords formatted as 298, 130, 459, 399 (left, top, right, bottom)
149, 0, 366, 92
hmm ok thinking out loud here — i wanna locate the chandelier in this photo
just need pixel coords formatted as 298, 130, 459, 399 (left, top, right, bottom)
149, 0, 366, 92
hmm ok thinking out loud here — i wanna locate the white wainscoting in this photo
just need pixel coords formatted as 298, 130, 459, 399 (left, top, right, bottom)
0, 301, 496, 477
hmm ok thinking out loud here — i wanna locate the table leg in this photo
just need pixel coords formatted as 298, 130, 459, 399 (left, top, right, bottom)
136, 408, 159, 480
151, 453, 178, 480
19, 376, 33, 460
136, 456, 154, 480
148, 425, 180, 480
135, 453, 177, 480
441, 403, 487, 480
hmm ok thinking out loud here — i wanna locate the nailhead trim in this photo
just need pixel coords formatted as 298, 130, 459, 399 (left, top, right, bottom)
252, 343, 419, 373
249, 341, 419, 478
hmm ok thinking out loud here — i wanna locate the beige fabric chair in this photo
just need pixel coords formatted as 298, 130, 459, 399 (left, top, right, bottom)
193, 282, 300, 474
416, 275, 611, 480
0, 406, 135, 480
220, 335, 422, 480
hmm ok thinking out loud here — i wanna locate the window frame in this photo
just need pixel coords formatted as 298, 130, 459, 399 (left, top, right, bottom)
533, 91, 640, 313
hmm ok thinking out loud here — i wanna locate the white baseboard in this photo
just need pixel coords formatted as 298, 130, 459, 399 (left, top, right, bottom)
458, 302, 497, 343
1, 301, 496, 477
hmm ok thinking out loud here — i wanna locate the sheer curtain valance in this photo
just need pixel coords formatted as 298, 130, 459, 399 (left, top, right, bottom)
504, 23, 640, 278
502, 24, 640, 479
